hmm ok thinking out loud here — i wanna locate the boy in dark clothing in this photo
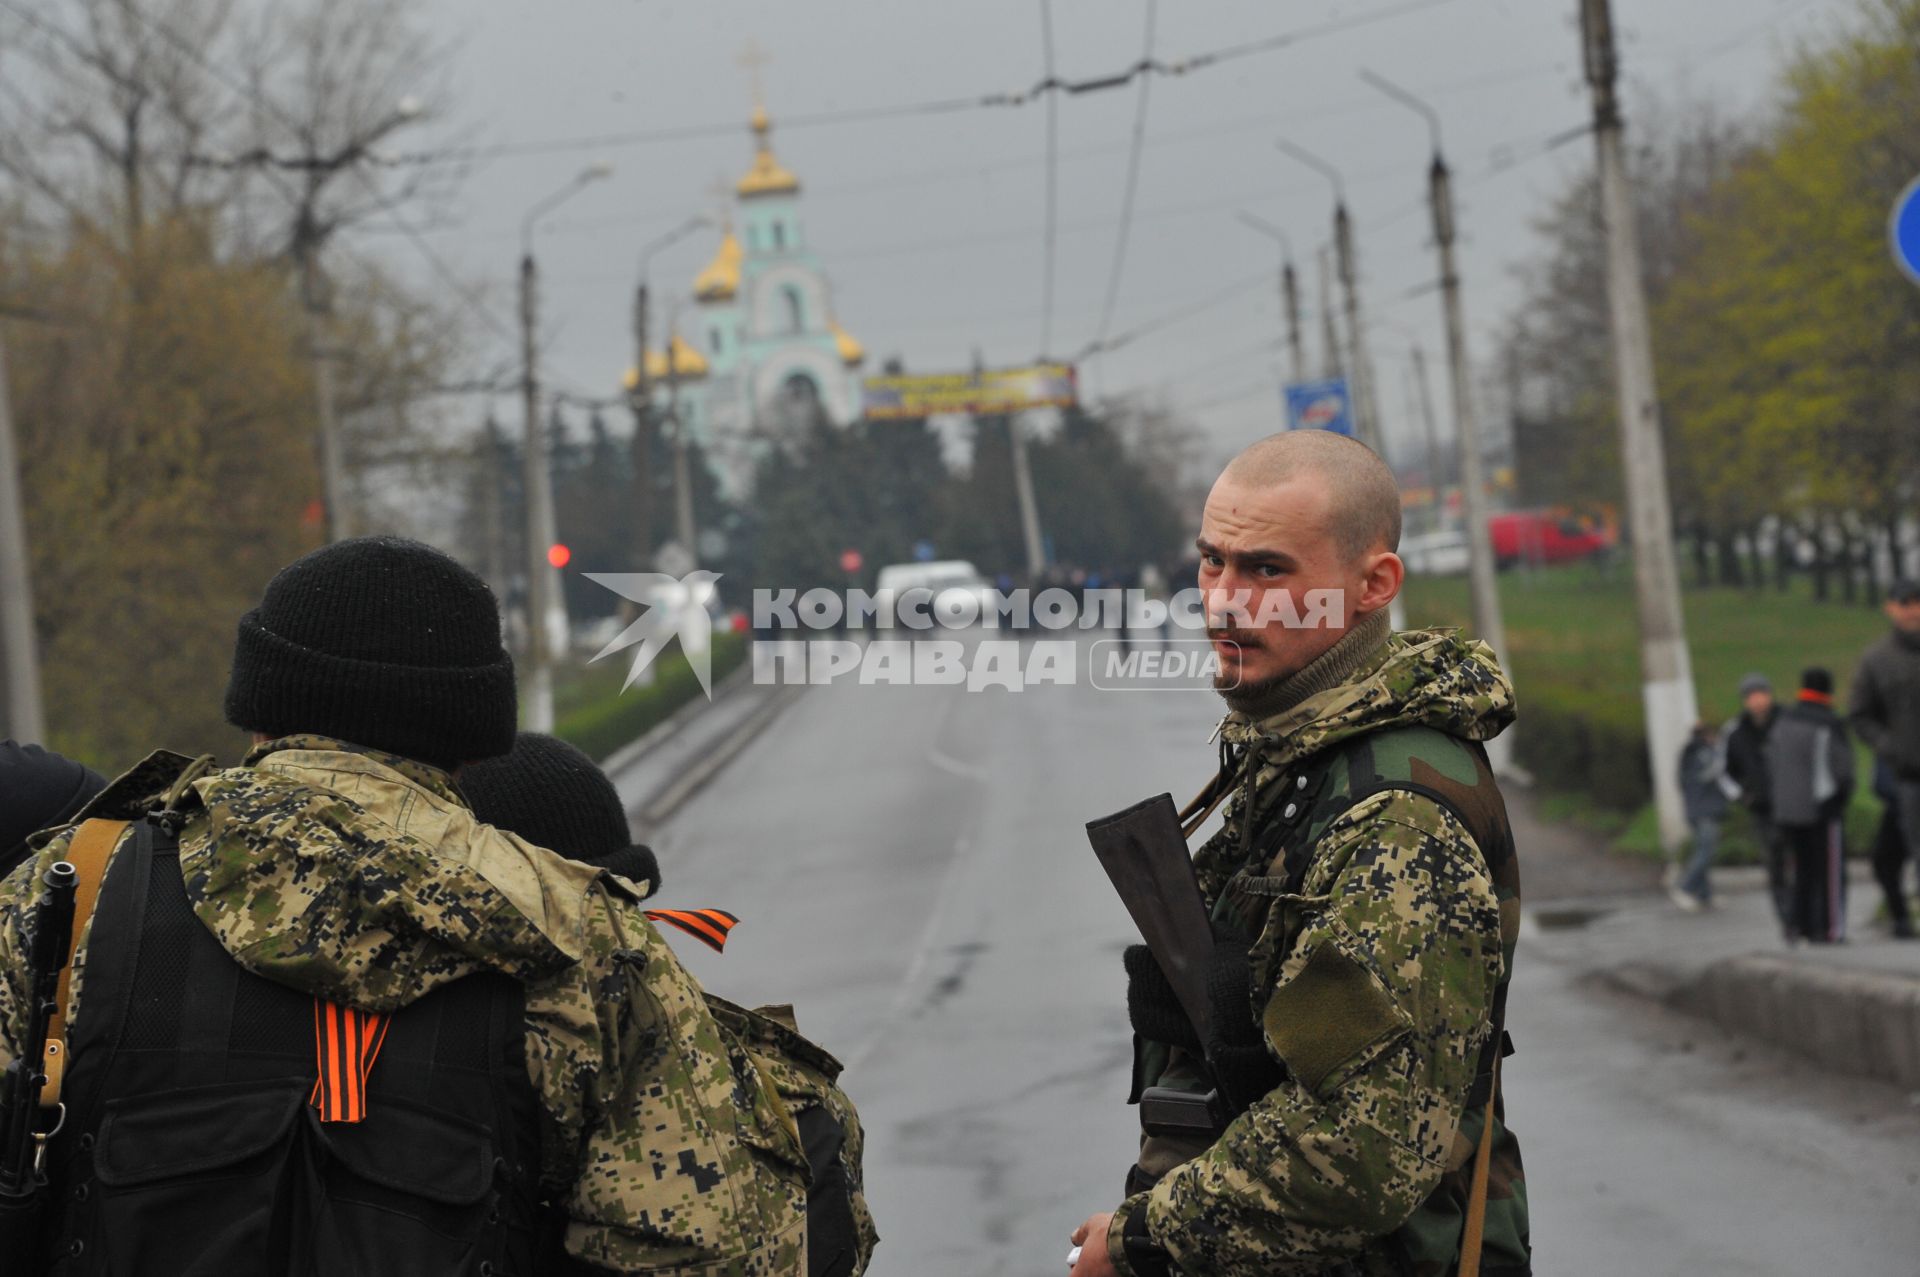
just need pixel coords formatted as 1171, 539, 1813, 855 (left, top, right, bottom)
1722, 673, 1794, 934
1767, 668, 1855, 944
1676, 722, 1730, 909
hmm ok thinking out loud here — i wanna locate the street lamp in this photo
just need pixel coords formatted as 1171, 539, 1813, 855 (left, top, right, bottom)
1235, 211, 1304, 385
519, 161, 612, 732
1359, 69, 1513, 774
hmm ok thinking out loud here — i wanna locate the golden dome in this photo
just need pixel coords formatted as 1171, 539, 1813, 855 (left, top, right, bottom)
736, 106, 800, 198
831, 321, 864, 367
622, 335, 709, 386
694, 231, 742, 301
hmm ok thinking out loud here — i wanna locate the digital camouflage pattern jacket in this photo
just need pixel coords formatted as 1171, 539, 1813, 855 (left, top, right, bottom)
0, 737, 815, 1275
1111, 623, 1529, 1277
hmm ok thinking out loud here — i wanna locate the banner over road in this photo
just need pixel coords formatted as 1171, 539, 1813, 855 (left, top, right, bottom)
862, 364, 1078, 419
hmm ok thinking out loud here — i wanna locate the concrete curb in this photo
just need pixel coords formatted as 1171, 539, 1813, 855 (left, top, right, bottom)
636, 683, 803, 828
1612, 953, 1920, 1091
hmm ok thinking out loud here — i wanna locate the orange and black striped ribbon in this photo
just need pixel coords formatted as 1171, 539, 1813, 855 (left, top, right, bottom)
643, 908, 740, 953
310, 999, 391, 1124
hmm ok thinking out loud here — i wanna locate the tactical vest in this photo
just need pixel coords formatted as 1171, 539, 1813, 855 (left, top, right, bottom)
1215, 723, 1516, 1110
37, 815, 550, 1277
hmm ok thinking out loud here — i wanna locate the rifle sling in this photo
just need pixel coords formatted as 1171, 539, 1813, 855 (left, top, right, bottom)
40, 818, 128, 1109
1455, 1057, 1500, 1277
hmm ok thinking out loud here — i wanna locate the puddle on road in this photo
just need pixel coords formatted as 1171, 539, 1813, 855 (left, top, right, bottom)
1532, 906, 1615, 932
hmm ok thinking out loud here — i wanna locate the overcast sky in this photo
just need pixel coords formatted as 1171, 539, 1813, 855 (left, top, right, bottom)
392, 0, 1856, 471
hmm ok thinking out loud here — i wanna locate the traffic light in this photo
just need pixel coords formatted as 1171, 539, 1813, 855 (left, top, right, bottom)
547, 543, 571, 569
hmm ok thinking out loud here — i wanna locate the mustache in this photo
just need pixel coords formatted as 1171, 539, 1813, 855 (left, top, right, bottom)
1210, 627, 1266, 649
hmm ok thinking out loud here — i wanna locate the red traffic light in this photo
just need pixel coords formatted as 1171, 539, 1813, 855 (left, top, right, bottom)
547, 543, 572, 569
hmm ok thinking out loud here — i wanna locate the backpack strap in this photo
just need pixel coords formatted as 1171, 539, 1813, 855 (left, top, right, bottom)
40, 818, 129, 1109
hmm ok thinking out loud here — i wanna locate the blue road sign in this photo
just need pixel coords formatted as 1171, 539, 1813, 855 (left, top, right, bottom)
1284, 378, 1354, 436
1892, 176, 1920, 286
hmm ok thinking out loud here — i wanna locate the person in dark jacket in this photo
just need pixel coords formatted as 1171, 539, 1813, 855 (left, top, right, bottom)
1722, 672, 1794, 936
1848, 578, 1920, 939
1868, 759, 1913, 939
0, 741, 105, 880
1767, 668, 1855, 944
1675, 722, 1730, 910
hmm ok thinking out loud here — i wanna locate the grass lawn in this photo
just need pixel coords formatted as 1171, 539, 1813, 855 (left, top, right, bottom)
1398, 560, 1893, 859
543, 630, 747, 762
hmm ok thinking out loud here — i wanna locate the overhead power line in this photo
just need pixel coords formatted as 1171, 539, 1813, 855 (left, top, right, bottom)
1038, 0, 1060, 360
366, 0, 1461, 168
1088, 0, 1160, 358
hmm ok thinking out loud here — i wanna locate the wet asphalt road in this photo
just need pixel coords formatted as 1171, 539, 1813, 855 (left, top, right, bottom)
644, 639, 1920, 1277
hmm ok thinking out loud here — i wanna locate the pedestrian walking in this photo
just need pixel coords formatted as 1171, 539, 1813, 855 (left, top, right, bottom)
1674, 722, 1730, 910
1722, 673, 1795, 938
1070, 430, 1528, 1277
0, 537, 813, 1274
463, 731, 878, 1277
1768, 667, 1855, 945
1848, 577, 1920, 939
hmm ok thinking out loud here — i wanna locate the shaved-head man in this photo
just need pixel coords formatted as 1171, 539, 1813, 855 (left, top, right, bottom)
1072, 432, 1532, 1277
1200, 430, 1406, 704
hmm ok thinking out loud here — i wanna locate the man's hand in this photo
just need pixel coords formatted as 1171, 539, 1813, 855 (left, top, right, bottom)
1070, 1212, 1118, 1277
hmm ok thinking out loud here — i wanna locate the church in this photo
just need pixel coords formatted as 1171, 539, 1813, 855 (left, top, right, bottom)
636, 104, 866, 492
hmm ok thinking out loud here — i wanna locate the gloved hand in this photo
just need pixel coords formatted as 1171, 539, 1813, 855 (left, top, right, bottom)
1203, 940, 1284, 1114
1123, 944, 1203, 1056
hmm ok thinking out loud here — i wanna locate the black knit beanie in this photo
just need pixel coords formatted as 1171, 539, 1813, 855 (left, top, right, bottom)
224, 537, 516, 771
1801, 666, 1835, 696
0, 741, 107, 878
462, 733, 659, 887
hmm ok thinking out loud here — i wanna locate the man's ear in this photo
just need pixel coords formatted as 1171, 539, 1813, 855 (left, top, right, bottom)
1356, 551, 1404, 615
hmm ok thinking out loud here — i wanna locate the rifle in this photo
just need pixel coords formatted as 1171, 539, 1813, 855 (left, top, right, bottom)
1086, 794, 1225, 1137
0, 859, 80, 1238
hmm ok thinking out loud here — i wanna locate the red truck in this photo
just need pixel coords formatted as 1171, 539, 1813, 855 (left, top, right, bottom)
1488, 510, 1614, 567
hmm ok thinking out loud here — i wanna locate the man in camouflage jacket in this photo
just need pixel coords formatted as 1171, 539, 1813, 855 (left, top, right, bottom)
0, 537, 817, 1274
1073, 433, 1529, 1277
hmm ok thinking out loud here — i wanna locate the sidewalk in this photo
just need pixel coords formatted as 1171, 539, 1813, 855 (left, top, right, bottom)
1510, 788, 1920, 1091
603, 668, 804, 835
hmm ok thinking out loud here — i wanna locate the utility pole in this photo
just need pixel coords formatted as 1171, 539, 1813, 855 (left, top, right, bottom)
1318, 248, 1344, 381
294, 236, 351, 542
1236, 212, 1304, 384
518, 163, 612, 732
1582, 0, 1699, 853
1280, 141, 1401, 629
1409, 346, 1447, 527
1009, 413, 1047, 578
629, 216, 709, 574
0, 335, 45, 743
631, 278, 654, 573
664, 302, 697, 558
1363, 69, 1513, 770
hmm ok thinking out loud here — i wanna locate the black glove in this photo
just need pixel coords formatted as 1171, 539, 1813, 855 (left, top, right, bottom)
1203, 940, 1284, 1114
1123, 944, 1203, 1056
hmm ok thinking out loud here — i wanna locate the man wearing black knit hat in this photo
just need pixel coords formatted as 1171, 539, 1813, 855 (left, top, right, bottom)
0, 537, 814, 1275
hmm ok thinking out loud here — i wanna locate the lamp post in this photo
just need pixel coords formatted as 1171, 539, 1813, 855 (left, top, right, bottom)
1360, 69, 1513, 771
1235, 211, 1305, 386
519, 161, 612, 731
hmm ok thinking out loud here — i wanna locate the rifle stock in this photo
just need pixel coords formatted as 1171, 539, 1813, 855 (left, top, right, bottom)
1086, 794, 1215, 1046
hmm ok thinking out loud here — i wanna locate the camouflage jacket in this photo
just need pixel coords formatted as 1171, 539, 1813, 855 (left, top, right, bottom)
0, 737, 810, 1275
1110, 623, 1529, 1277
